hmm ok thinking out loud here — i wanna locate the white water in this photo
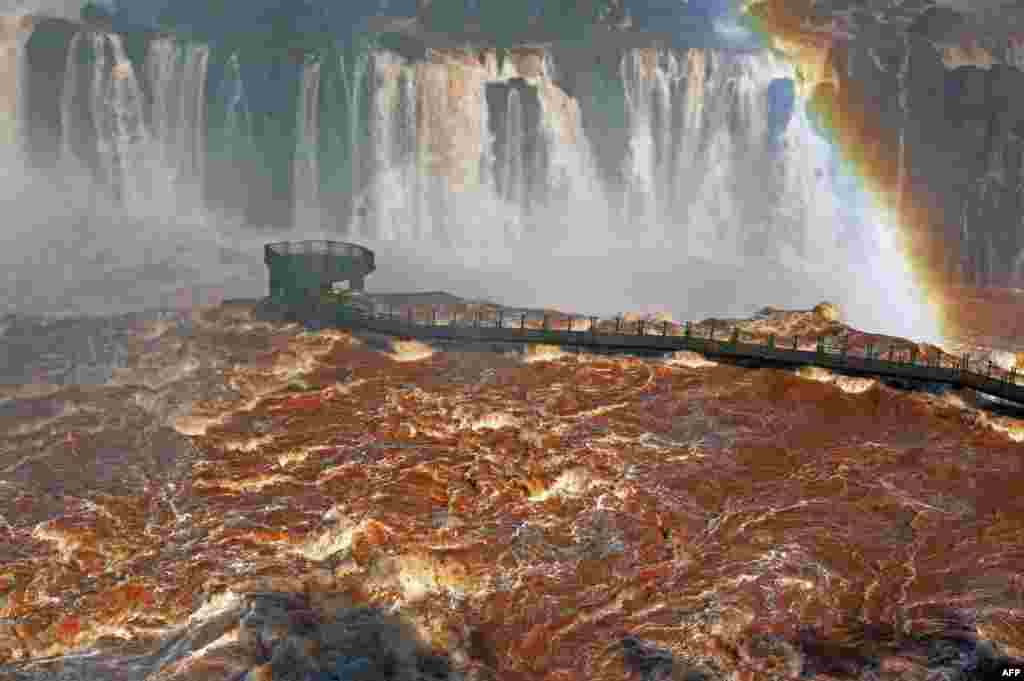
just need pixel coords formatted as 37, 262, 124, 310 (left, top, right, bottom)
146, 37, 209, 211
293, 60, 321, 230
352, 48, 799, 260
502, 88, 524, 232
331, 46, 937, 341
4, 27, 251, 316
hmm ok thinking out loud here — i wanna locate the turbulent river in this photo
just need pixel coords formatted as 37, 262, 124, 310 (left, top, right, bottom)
0, 298, 1022, 680
0, 9, 1022, 681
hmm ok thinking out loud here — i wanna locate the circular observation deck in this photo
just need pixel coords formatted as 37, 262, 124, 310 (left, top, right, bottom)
264, 240, 375, 303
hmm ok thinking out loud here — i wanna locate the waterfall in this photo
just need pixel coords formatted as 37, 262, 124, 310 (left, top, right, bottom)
145, 37, 209, 209
104, 33, 154, 206
616, 48, 794, 260
368, 51, 398, 241
402, 67, 423, 241
620, 49, 678, 227
55, 31, 207, 213
40, 36, 869, 272
338, 44, 371, 235
58, 31, 80, 168
294, 59, 321, 229
502, 87, 524, 237
363, 51, 419, 242
86, 33, 114, 191
332, 45, 843, 265
8, 29, 939, 336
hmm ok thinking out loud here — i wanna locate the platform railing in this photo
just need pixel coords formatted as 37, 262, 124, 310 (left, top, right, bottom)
326, 304, 1024, 401
264, 240, 375, 270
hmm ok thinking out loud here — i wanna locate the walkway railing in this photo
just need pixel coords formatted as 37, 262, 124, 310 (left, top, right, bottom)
325, 305, 1024, 407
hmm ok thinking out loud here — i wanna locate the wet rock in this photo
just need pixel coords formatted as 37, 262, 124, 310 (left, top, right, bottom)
620, 635, 674, 680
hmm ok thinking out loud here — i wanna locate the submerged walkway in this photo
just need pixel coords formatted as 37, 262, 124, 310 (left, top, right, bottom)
331, 308, 1024, 408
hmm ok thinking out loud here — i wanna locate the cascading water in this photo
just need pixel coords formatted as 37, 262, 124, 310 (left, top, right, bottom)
4, 25, 941, 340
330, 44, 936, 338
343, 45, 839, 267
145, 37, 210, 210
617, 49, 798, 261
56, 31, 208, 213
6, 27, 255, 316
328, 41, 372, 234
620, 48, 675, 228
58, 31, 83, 170
104, 33, 155, 206
502, 87, 525, 236
293, 59, 322, 230
363, 51, 421, 242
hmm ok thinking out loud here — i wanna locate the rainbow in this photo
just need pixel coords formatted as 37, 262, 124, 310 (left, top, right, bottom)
736, 0, 976, 342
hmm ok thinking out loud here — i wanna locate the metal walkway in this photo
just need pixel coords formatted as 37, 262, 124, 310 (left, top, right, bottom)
335, 309, 1024, 408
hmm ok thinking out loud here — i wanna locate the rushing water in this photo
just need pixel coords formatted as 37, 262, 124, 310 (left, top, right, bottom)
1, 20, 940, 342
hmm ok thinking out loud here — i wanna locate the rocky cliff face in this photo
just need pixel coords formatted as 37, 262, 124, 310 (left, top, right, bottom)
743, 0, 1024, 288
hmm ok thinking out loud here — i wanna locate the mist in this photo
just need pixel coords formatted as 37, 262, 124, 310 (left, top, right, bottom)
1, 135, 937, 348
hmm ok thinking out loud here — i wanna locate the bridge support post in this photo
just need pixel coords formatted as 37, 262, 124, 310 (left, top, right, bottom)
793, 336, 798, 350
638, 320, 645, 336
521, 313, 526, 330
591, 316, 598, 333
663, 321, 669, 337
498, 310, 504, 329
568, 317, 573, 332
432, 308, 437, 326
543, 315, 549, 331
685, 321, 692, 338
615, 317, 621, 333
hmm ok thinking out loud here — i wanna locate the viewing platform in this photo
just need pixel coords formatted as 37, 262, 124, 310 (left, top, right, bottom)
264, 240, 375, 305
336, 307, 1024, 409
259, 241, 1024, 409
